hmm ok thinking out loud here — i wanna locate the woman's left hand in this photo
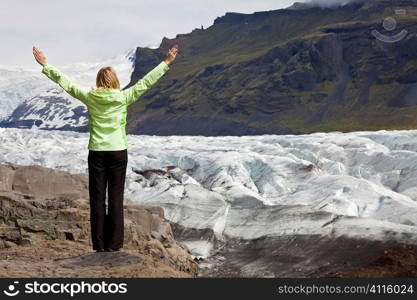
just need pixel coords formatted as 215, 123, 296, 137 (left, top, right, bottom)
33, 46, 47, 67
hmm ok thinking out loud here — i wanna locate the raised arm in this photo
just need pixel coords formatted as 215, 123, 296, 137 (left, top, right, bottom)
123, 45, 179, 107
33, 46, 90, 105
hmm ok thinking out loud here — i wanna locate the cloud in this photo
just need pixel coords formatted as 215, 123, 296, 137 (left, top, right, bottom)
0, 0, 297, 67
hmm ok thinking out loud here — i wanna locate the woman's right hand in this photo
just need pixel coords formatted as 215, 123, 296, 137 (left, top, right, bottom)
164, 45, 179, 65
33, 46, 47, 67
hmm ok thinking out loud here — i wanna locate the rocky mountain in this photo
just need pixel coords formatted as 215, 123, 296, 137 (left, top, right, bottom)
0, 163, 198, 277
124, 0, 417, 135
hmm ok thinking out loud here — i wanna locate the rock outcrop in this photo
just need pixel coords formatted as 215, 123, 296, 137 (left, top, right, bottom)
0, 163, 198, 277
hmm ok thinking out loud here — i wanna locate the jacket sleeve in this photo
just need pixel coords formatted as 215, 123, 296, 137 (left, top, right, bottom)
41, 64, 90, 105
123, 61, 170, 106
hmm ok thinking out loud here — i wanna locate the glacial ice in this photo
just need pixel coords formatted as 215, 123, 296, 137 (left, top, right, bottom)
1, 128, 417, 262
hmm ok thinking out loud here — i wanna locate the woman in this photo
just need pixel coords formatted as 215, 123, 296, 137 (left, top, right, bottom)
33, 45, 178, 253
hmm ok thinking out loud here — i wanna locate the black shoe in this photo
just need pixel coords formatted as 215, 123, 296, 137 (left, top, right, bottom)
104, 248, 120, 252
96, 248, 105, 252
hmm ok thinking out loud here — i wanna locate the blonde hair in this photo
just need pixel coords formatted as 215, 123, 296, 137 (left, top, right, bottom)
94, 66, 120, 91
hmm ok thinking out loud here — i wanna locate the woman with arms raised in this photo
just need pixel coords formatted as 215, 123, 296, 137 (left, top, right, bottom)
33, 45, 179, 252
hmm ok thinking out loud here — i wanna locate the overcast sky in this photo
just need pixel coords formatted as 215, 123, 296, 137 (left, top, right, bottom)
0, 0, 307, 67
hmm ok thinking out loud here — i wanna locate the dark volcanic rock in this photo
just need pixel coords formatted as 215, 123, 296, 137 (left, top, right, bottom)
325, 244, 417, 278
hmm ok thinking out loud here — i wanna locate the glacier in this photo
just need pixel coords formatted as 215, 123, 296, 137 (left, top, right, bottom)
1, 128, 417, 276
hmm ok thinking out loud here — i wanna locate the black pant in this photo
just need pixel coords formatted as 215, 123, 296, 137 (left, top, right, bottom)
88, 149, 128, 250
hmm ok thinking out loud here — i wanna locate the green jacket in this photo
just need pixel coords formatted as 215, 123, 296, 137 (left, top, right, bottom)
41, 61, 170, 151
